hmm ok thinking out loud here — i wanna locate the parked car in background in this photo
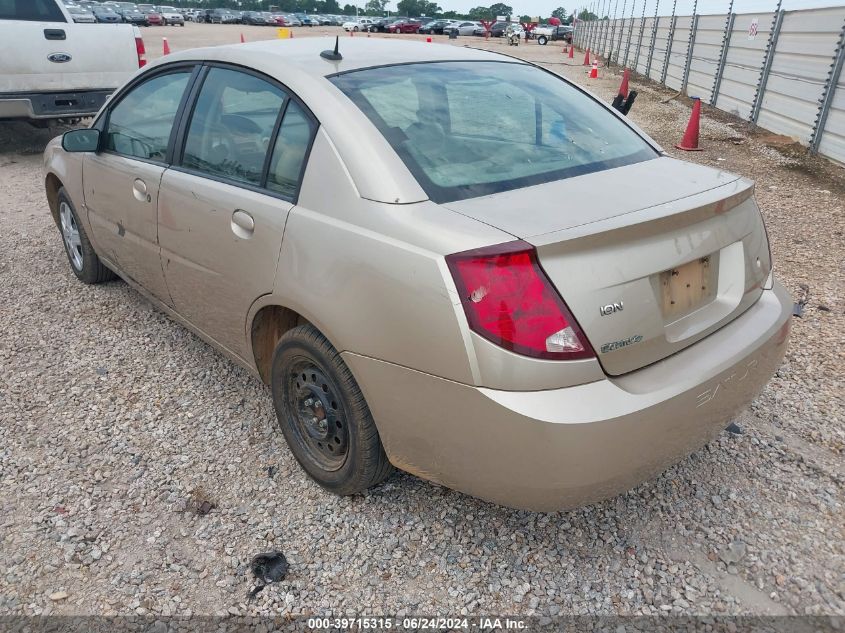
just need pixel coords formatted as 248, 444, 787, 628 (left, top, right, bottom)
283, 14, 301, 26
94, 7, 125, 22
0, 0, 143, 123
156, 6, 184, 25
447, 21, 481, 36
295, 13, 313, 26
144, 10, 163, 25
489, 21, 513, 37
241, 11, 268, 25
44, 38, 790, 512
534, 24, 573, 44
118, 7, 149, 25
388, 19, 421, 34
263, 12, 286, 25
419, 19, 452, 34
67, 6, 97, 22
342, 17, 374, 31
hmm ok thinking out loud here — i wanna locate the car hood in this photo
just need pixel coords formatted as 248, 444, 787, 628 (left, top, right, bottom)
441, 157, 740, 239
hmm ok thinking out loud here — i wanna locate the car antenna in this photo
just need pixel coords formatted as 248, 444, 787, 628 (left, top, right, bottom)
320, 36, 342, 61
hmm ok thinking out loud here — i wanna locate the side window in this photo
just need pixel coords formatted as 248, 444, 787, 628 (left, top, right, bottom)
106, 71, 192, 161
182, 67, 285, 186
266, 101, 315, 199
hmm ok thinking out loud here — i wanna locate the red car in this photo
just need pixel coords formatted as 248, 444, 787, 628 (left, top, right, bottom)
388, 20, 421, 33
145, 11, 164, 25
267, 14, 288, 26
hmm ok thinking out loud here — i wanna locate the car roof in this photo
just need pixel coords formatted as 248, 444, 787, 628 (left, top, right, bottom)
160, 36, 516, 78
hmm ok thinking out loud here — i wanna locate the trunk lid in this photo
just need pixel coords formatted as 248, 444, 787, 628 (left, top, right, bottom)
444, 158, 772, 375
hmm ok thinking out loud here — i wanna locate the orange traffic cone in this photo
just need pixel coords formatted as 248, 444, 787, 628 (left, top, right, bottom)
569, 44, 574, 59
589, 60, 598, 78
162, 37, 170, 55
290, 30, 293, 38
240, 33, 245, 43
618, 68, 630, 98
583, 48, 591, 65
563, 44, 568, 54
426, 36, 432, 42
676, 97, 703, 151
350, 28, 354, 36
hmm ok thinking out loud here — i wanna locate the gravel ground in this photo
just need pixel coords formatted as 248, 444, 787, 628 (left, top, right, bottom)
0, 27, 843, 619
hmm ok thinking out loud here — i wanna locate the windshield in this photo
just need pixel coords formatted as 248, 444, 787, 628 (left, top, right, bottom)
330, 61, 657, 203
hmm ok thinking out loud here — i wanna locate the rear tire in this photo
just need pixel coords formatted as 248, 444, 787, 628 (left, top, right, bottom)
56, 188, 115, 284
270, 324, 392, 495
537, 35, 548, 45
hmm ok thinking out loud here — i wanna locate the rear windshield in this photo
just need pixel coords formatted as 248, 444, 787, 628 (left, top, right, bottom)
330, 61, 656, 203
0, 0, 66, 21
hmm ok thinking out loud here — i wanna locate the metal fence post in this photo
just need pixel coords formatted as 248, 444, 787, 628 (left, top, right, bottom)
633, 1, 647, 72
750, 4, 785, 125
711, 3, 735, 106
600, 0, 609, 57
608, 0, 620, 65
622, 0, 636, 68
661, 0, 678, 85
645, 2, 660, 79
810, 18, 845, 152
616, 0, 628, 64
682, 2, 699, 95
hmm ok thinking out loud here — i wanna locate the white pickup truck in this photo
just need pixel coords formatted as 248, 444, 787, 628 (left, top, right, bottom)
0, 0, 144, 123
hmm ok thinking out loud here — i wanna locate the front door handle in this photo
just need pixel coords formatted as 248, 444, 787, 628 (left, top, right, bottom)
132, 178, 150, 202
231, 209, 255, 238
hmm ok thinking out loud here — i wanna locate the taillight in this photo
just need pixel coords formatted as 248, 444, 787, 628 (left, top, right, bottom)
135, 36, 147, 67
446, 240, 594, 360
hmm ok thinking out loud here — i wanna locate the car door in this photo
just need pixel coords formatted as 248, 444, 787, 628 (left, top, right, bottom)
158, 65, 317, 359
84, 65, 197, 303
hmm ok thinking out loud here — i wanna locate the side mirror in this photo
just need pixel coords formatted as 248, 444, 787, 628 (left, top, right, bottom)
62, 129, 100, 152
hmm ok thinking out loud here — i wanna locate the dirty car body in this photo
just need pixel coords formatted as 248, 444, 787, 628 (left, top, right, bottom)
43, 39, 791, 511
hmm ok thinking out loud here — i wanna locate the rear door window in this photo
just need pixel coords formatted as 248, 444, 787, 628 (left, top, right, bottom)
0, 0, 66, 21
182, 67, 285, 186
266, 101, 315, 199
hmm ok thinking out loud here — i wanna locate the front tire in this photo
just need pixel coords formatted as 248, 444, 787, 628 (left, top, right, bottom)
56, 188, 115, 284
270, 324, 392, 495
537, 35, 548, 45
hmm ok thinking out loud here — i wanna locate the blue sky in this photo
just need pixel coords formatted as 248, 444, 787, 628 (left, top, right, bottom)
416, 0, 845, 20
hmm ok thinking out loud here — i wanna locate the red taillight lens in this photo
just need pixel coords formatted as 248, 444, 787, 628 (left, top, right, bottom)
446, 240, 594, 360
135, 36, 147, 67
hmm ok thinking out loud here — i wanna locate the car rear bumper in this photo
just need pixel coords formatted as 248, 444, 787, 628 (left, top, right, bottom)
344, 280, 791, 511
0, 90, 113, 120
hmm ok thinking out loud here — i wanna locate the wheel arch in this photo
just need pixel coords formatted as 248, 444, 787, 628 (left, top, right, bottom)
249, 300, 345, 386
45, 172, 64, 228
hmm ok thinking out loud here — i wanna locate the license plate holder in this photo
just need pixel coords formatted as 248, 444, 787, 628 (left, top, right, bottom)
659, 256, 717, 320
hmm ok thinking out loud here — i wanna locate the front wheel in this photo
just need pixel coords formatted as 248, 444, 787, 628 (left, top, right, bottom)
537, 35, 548, 45
353, 25, 359, 31
271, 324, 393, 495
56, 188, 115, 284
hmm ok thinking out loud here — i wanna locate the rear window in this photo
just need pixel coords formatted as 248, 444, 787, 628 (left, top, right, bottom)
330, 61, 657, 203
0, 0, 66, 21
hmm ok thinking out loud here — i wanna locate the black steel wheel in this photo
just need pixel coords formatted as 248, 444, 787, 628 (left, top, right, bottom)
270, 324, 392, 494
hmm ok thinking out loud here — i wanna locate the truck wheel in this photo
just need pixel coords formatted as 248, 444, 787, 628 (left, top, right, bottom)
537, 35, 548, 45
271, 324, 393, 495
56, 188, 115, 284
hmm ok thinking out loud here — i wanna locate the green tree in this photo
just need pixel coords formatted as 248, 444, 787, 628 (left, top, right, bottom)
577, 8, 597, 20
551, 6, 566, 20
396, 0, 440, 16
488, 2, 512, 18
467, 5, 491, 19
364, 0, 387, 13
342, 3, 360, 13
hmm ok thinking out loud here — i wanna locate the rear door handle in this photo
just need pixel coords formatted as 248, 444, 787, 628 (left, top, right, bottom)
44, 29, 66, 40
132, 178, 150, 202
231, 209, 255, 238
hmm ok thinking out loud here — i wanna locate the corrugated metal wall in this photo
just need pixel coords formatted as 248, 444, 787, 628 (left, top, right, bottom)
573, 5, 845, 165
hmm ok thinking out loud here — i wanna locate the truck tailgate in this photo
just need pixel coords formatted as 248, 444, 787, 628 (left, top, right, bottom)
0, 22, 138, 93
